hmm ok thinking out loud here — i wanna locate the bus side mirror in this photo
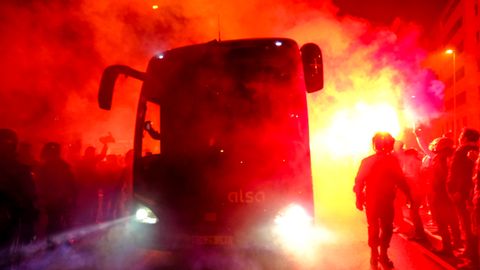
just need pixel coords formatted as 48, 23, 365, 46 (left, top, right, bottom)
98, 65, 146, 110
301, 43, 324, 93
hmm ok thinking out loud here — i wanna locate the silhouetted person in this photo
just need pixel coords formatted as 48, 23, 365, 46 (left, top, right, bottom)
473, 154, 480, 268
0, 128, 38, 266
75, 142, 108, 225
98, 154, 122, 221
354, 132, 411, 269
403, 148, 427, 240
119, 149, 134, 216
447, 127, 479, 264
36, 142, 76, 243
421, 135, 447, 229
17, 141, 39, 170
427, 137, 461, 256
392, 141, 409, 234
65, 138, 83, 166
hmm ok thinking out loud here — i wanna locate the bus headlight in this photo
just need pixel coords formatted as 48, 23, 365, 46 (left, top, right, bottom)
272, 203, 314, 253
135, 206, 158, 224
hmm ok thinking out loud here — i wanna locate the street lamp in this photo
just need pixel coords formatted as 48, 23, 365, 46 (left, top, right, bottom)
445, 49, 456, 141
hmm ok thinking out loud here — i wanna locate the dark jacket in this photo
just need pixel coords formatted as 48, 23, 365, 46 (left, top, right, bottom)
36, 159, 76, 207
354, 152, 410, 209
0, 159, 38, 245
447, 145, 478, 199
429, 155, 451, 202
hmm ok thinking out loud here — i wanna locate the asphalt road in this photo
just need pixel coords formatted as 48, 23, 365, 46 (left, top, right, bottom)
11, 216, 455, 270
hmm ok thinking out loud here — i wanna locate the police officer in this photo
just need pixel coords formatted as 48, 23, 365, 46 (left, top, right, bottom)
354, 132, 411, 268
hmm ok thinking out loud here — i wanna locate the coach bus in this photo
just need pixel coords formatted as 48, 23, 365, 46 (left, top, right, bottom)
98, 38, 323, 264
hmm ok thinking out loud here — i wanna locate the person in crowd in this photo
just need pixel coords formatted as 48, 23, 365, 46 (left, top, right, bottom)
447, 127, 479, 265
97, 154, 122, 221
0, 128, 38, 265
65, 138, 83, 167
36, 142, 76, 244
15, 141, 40, 240
402, 147, 427, 240
392, 141, 408, 233
392, 141, 425, 239
473, 155, 480, 269
119, 149, 134, 217
427, 137, 462, 256
354, 132, 412, 268
419, 134, 451, 231
75, 140, 109, 225
17, 141, 39, 170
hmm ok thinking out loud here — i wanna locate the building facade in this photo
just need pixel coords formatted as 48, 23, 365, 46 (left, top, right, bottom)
435, 0, 480, 139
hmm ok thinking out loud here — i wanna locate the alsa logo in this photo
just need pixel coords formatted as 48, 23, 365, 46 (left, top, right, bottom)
228, 190, 265, 204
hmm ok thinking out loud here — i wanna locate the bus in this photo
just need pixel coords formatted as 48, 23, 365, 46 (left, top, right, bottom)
98, 38, 323, 263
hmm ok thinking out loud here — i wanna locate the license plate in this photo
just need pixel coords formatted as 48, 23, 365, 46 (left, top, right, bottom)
191, 235, 234, 245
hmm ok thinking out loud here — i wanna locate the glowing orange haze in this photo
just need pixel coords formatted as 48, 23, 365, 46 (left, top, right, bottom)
0, 1, 444, 223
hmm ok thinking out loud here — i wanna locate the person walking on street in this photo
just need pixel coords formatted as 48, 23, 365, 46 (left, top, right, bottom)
354, 132, 412, 269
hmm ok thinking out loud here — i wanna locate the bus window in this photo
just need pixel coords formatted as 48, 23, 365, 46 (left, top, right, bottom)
142, 101, 161, 156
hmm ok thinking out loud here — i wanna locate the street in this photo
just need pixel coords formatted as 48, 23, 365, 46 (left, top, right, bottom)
12, 216, 455, 270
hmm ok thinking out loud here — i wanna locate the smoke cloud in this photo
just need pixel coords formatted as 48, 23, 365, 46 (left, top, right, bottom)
0, 0, 444, 268
0, 0, 442, 149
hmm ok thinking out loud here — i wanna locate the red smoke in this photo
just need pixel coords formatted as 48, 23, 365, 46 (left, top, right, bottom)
0, 0, 442, 150
0, 0, 444, 226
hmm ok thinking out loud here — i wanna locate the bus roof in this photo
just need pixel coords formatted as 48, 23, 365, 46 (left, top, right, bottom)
151, 38, 299, 62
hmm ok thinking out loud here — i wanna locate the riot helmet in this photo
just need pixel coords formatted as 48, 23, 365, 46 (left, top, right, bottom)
429, 137, 454, 154
372, 132, 395, 153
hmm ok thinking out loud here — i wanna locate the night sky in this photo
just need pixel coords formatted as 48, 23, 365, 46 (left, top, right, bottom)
334, 0, 448, 28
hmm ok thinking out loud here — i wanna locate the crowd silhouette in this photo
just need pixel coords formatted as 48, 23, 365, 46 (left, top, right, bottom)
356, 127, 480, 269
2, 125, 480, 269
0, 128, 133, 266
